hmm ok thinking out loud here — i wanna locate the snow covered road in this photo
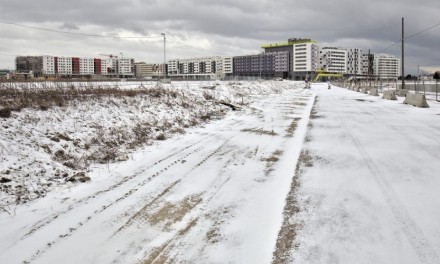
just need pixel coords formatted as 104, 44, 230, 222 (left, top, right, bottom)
0, 84, 315, 263
289, 84, 440, 264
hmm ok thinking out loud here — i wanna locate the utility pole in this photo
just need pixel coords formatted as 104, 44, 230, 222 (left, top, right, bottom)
161, 33, 166, 79
401, 17, 405, 90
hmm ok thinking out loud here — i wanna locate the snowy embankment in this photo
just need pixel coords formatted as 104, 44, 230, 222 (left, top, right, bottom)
0, 80, 287, 213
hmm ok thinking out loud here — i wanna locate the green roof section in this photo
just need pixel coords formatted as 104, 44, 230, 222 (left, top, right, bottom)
261, 38, 317, 48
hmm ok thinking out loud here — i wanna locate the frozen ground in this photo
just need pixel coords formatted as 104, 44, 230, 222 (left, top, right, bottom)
1, 81, 440, 264
285, 84, 440, 264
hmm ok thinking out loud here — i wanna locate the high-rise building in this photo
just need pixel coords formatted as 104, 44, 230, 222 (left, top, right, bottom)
318, 47, 347, 73
42, 56, 56, 75
79, 58, 94, 75
346, 48, 363, 76
261, 38, 319, 80
57, 57, 73, 75
373, 54, 400, 79
117, 58, 134, 77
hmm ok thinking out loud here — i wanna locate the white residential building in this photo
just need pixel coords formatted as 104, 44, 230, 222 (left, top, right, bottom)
373, 54, 400, 79
42, 56, 56, 75
222, 56, 233, 76
168, 56, 229, 80
79, 58, 94, 75
57, 57, 73, 75
118, 58, 134, 76
319, 47, 347, 73
293, 42, 319, 72
346, 48, 364, 76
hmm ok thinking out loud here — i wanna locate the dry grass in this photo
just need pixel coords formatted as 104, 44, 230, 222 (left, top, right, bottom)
0, 84, 173, 112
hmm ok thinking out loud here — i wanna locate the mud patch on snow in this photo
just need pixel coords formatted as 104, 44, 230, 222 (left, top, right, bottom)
309, 97, 323, 119
241, 127, 278, 136
285, 117, 302, 137
204, 206, 235, 244
141, 217, 200, 264
147, 195, 203, 231
272, 149, 313, 264
117, 180, 181, 233
259, 149, 284, 178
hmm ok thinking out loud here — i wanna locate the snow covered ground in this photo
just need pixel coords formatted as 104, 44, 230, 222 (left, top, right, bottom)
1, 81, 440, 264
286, 84, 440, 264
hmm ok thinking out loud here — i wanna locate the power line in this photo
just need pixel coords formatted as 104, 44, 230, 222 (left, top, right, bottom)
0, 19, 228, 57
405, 21, 440, 40
167, 37, 226, 56
0, 19, 162, 39
378, 21, 440, 53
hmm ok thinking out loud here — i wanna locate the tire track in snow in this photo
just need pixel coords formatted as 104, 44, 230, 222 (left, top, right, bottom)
22, 137, 213, 239
115, 136, 233, 234
21, 137, 217, 263
338, 112, 440, 264
137, 145, 255, 264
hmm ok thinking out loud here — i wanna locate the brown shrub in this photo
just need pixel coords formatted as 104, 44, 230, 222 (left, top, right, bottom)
0, 107, 11, 118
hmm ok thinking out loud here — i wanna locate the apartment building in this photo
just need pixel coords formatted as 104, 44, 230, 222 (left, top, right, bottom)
79, 58, 94, 75
319, 47, 347, 73
57, 57, 73, 75
262, 38, 319, 80
222, 56, 233, 77
167, 56, 231, 80
233, 51, 288, 78
134, 62, 166, 78
118, 58, 134, 77
42, 56, 56, 75
346, 48, 363, 76
373, 54, 400, 79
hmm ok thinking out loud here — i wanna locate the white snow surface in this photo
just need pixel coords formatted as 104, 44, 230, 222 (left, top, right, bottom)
1, 81, 440, 264
292, 84, 440, 264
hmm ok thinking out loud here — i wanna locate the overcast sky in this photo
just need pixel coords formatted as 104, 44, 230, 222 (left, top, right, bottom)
1, 0, 439, 74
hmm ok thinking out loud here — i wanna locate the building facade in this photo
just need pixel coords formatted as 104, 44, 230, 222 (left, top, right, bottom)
15, 55, 134, 77
261, 38, 319, 80
57, 57, 72, 75
233, 51, 289, 78
373, 54, 400, 79
319, 47, 347, 73
134, 62, 166, 78
167, 56, 232, 80
346, 48, 363, 76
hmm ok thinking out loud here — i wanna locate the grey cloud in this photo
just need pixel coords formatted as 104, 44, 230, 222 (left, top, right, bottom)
0, 0, 439, 73
60, 23, 79, 30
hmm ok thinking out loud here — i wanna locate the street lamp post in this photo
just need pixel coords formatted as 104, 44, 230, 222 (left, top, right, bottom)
161, 33, 166, 79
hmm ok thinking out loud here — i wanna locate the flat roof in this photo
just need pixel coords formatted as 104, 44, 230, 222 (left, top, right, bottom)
261, 39, 317, 48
